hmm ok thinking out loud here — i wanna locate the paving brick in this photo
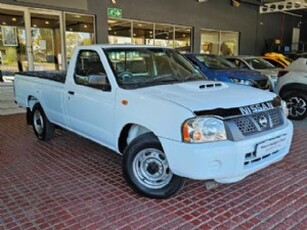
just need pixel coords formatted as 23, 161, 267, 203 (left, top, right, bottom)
0, 115, 306, 229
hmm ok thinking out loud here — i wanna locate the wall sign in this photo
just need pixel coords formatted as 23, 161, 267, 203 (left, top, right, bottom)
107, 8, 122, 18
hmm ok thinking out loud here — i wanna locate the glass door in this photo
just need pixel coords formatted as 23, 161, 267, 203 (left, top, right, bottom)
29, 11, 64, 71
0, 8, 27, 80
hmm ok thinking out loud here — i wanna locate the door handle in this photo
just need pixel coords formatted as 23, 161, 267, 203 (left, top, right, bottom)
68, 91, 75, 95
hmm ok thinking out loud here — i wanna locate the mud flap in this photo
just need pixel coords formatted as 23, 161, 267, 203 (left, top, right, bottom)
26, 108, 32, 125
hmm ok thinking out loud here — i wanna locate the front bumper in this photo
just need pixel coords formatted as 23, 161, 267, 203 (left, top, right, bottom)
159, 120, 293, 183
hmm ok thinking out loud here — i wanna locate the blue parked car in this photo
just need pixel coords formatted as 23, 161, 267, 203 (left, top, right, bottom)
184, 54, 270, 90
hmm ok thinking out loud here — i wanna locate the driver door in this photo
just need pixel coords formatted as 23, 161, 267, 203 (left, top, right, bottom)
64, 49, 115, 147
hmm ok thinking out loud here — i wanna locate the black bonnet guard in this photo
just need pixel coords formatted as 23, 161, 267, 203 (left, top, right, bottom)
194, 96, 282, 118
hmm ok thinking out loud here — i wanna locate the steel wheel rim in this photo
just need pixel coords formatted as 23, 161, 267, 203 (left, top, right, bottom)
33, 110, 44, 134
132, 148, 173, 189
287, 97, 307, 117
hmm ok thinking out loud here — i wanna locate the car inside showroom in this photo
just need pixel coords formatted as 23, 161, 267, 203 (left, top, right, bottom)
0, 0, 306, 229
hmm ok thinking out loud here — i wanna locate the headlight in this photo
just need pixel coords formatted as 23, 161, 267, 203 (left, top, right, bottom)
281, 100, 289, 117
229, 78, 254, 86
182, 117, 227, 143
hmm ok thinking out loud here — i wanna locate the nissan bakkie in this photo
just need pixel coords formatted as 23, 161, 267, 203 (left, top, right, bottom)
14, 45, 293, 198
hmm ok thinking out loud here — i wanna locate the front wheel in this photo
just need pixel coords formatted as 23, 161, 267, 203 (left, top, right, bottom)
283, 91, 307, 120
122, 133, 184, 198
32, 103, 55, 140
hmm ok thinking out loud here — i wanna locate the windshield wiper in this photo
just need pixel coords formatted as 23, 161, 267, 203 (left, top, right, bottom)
132, 74, 179, 89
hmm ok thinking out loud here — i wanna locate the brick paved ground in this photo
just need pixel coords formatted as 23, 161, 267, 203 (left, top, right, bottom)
0, 114, 306, 230
0, 84, 25, 115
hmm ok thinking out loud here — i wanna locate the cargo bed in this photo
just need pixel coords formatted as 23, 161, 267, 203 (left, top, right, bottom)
17, 71, 66, 83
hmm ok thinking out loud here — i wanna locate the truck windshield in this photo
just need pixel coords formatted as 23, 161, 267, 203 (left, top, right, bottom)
103, 47, 204, 89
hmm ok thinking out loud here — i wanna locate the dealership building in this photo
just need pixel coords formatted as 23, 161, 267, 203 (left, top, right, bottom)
0, 0, 305, 73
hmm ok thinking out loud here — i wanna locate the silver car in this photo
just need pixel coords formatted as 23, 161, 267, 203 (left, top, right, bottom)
225, 56, 279, 90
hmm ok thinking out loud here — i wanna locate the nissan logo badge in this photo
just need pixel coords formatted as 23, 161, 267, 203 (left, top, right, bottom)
258, 115, 268, 128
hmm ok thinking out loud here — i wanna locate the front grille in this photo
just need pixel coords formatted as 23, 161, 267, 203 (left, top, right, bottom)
234, 117, 256, 134
231, 107, 284, 136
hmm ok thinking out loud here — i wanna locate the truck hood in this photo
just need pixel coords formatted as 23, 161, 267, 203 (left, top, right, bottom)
135, 80, 276, 112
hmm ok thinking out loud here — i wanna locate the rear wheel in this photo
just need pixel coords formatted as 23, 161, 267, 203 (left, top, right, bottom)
123, 133, 184, 198
32, 103, 54, 140
283, 91, 307, 120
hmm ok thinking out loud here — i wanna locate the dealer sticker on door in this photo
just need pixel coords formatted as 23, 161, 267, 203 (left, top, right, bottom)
256, 134, 287, 158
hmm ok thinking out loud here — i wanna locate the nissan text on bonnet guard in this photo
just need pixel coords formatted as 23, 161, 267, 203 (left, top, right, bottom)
14, 45, 293, 198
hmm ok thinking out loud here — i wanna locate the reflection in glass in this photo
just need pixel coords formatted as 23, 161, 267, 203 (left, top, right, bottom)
108, 19, 132, 44
65, 13, 95, 61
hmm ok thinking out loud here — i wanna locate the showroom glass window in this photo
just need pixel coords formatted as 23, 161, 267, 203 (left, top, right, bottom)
154, 23, 174, 48
220, 31, 239, 56
132, 21, 154, 45
108, 18, 191, 52
31, 13, 62, 71
174, 27, 192, 53
0, 9, 27, 74
108, 19, 132, 44
65, 13, 95, 62
201, 29, 239, 55
201, 30, 220, 54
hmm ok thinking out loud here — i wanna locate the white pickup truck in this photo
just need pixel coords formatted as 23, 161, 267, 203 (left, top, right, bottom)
15, 45, 293, 198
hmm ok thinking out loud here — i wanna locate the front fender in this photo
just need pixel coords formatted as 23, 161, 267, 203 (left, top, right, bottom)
114, 91, 194, 148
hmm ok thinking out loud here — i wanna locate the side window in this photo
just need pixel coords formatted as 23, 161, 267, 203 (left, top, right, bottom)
227, 59, 237, 66
233, 59, 248, 69
74, 50, 111, 90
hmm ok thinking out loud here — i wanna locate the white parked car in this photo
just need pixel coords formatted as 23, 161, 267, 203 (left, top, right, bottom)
226, 56, 279, 89
14, 45, 293, 198
275, 58, 307, 120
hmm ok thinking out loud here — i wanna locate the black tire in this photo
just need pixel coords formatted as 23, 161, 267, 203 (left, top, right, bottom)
283, 91, 307, 120
122, 133, 184, 199
32, 103, 55, 140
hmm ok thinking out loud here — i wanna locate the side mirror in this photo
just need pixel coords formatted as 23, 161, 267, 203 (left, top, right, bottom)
88, 74, 111, 91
